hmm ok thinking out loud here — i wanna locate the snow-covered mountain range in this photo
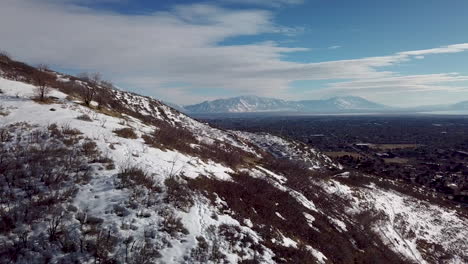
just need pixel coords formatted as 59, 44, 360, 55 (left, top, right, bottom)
184, 95, 390, 113
183, 95, 468, 114
0, 55, 467, 263
451, 100, 468, 110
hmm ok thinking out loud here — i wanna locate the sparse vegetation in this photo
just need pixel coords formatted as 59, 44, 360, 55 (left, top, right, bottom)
0, 105, 9, 116
164, 176, 194, 212
143, 121, 197, 150
77, 72, 103, 106
0, 50, 11, 63
0, 124, 98, 263
113, 127, 138, 139
77, 114, 93, 121
116, 165, 160, 192
158, 208, 189, 237
32, 64, 52, 101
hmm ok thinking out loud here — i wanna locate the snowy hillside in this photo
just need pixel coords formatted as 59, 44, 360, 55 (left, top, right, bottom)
184, 95, 389, 113
0, 58, 467, 264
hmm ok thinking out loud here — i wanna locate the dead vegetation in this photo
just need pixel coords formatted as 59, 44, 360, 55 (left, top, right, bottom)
116, 165, 160, 192
188, 170, 405, 264
0, 123, 96, 263
164, 176, 194, 212
113, 127, 138, 139
76, 114, 93, 122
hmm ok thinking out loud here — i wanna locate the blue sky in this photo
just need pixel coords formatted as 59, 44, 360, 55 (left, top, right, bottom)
1, 0, 467, 106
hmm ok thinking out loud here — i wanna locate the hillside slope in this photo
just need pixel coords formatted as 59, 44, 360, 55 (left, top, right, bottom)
0, 57, 467, 264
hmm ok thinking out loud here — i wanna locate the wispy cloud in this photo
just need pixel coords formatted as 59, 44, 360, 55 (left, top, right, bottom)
0, 0, 467, 104
221, 0, 304, 8
328, 45, 341, 50
398, 44, 468, 56
327, 73, 468, 92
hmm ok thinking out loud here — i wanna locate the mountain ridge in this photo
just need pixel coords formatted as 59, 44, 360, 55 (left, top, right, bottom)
184, 95, 390, 113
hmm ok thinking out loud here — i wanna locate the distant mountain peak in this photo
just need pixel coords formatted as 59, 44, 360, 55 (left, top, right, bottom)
184, 95, 388, 113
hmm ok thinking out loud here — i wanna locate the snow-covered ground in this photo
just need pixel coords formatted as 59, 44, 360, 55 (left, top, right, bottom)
1, 75, 467, 264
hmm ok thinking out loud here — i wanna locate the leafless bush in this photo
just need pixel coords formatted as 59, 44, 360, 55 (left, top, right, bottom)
127, 242, 161, 264
82, 140, 98, 157
0, 123, 126, 263
190, 236, 210, 262
78, 72, 102, 85
116, 166, 160, 192
76, 114, 93, 122
0, 50, 11, 63
47, 208, 65, 242
164, 177, 194, 212
32, 64, 52, 101
158, 209, 189, 237
143, 121, 196, 151
61, 123, 82, 136
80, 85, 96, 106
101, 80, 114, 89
0, 105, 9, 116
0, 128, 11, 141
113, 127, 138, 139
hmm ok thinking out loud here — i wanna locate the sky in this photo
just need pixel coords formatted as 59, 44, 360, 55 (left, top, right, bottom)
0, 0, 468, 106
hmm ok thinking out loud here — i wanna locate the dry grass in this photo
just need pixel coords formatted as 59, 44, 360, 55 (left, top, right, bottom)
113, 127, 138, 139
97, 106, 123, 118
383, 158, 409, 164
371, 144, 421, 150
0, 105, 9, 116
76, 114, 93, 122
31, 97, 58, 104
325, 151, 363, 158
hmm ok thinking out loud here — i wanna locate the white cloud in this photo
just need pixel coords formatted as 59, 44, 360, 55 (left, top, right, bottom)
328, 45, 341, 49
398, 44, 468, 57
327, 73, 468, 92
221, 0, 304, 7
0, 0, 467, 104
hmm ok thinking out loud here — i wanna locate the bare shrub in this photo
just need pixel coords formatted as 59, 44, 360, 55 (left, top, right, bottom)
88, 229, 118, 264
0, 50, 11, 63
101, 80, 114, 89
113, 127, 137, 139
47, 208, 65, 242
0, 128, 11, 141
78, 72, 102, 85
190, 236, 210, 262
158, 209, 189, 237
164, 176, 194, 212
76, 114, 93, 122
127, 242, 161, 264
80, 85, 96, 106
116, 166, 160, 192
61, 123, 82, 136
77, 72, 103, 106
0, 124, 116, 263
144, 121, 196, 151
0, 105, 9, 116
82, 140, 98, 157
32, 64, 52, 101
